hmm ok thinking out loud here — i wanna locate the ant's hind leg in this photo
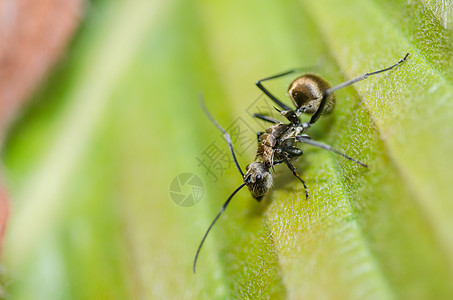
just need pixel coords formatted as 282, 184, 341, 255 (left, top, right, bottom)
308, 53, 409, 125
296, 135, 367, 168
256, 69, 298, 111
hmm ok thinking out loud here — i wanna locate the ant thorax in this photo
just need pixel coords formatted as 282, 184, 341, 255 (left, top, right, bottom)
255, 123, 305, 167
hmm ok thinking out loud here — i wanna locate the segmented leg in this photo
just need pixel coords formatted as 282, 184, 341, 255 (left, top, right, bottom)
284, 154, 309, 199
296, 135, 367, 168
307, 53, 409, 126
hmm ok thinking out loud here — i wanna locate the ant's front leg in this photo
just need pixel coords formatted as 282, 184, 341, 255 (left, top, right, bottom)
283, 153, 309, 199
256, 70, 296, 111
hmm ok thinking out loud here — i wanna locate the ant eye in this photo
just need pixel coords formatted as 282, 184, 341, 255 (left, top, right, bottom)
256, 174, 262, 180
245, 175, 251, 183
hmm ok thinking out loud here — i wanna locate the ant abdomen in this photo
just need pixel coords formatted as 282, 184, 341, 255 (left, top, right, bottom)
288, 74, 335, 114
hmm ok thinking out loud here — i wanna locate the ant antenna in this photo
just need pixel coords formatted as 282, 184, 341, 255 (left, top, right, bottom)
256, 65, 321, 111
309, 53, 410, 125
199, 94, 244, 177
193, 182, 246, 273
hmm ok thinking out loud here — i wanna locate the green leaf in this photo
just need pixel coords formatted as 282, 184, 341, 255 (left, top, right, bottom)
2, 0, 452, 299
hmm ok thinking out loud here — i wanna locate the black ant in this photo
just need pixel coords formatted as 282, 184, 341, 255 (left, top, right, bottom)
194, 53, 410, 273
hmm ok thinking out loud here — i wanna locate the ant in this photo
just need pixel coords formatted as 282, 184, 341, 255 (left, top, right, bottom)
194, 53, 410, 273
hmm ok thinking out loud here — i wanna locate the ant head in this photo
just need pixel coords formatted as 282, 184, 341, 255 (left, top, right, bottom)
244, 162, 273, 201
288, 74, 335, 114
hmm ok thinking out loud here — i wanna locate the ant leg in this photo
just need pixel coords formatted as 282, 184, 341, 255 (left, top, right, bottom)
256, 69, 298, 111
308, 53, 410, 125
284, 154, 309, 199
296, 135, 368, 168
253, 113, 281, 124
199, 95, 244, 177
282, 146, 303, 158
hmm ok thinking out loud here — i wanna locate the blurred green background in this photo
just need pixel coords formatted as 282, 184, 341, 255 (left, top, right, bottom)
1, 0, 453, 299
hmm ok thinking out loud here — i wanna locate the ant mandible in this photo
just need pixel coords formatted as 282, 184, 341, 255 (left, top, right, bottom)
194, 53, 410, 273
